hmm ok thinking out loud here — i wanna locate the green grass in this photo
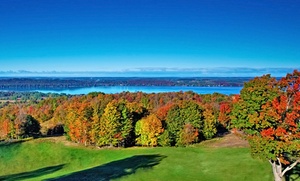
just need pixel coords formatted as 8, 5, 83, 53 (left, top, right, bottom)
0, 138, 273, 181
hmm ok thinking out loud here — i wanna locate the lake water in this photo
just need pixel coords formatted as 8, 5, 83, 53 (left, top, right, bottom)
35, 86, 242, 95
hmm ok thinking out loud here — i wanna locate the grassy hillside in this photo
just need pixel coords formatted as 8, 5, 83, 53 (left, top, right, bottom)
0, 137, 272, 181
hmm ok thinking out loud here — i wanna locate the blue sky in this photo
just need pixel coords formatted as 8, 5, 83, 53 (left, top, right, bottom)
0, 0, 299, 76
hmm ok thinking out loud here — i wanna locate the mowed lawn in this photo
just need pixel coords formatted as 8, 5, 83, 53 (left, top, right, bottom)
0, 137, 272, 181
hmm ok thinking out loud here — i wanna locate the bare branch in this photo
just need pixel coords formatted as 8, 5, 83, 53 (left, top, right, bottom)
282, 159, 300, 177
269, 159, 273, 165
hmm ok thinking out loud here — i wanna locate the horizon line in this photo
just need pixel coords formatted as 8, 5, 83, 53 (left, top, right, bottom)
0, 67, 298, 78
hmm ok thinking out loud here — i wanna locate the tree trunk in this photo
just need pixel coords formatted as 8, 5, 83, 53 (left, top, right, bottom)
270, 158, 300, 181
270, 160, 284, 181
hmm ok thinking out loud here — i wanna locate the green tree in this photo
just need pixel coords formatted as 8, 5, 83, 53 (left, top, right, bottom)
165, 104, 184, 145
24, 115, 41, 137
158, 129, 171, 147
165, 101, 203, 146
231, 74, 279, 134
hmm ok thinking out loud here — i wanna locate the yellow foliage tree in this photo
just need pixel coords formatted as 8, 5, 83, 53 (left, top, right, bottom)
135, 114, 163, 146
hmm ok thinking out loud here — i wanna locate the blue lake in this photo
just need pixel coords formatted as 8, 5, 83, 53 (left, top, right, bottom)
35, 86, 242, 95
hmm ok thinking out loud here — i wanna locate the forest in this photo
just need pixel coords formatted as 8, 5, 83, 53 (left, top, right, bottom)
0, 90, 232, 147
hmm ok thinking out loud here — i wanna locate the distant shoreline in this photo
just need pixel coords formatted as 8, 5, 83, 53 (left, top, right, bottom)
0, 77, 251, 91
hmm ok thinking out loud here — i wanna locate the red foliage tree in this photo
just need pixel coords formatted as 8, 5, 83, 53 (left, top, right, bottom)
218, 102, 231, 129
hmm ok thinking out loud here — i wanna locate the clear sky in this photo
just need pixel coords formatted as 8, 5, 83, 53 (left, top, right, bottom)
0, 0, 299, 76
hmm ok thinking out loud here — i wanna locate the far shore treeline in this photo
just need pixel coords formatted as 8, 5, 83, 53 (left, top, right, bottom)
0, 77, 251, 89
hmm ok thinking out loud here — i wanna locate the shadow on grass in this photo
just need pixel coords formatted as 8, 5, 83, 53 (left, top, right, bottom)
46, 154, 166, 181
0, 164, 65, 181
0, 139, 27, 147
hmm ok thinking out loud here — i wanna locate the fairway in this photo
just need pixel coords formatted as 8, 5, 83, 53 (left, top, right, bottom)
0, 137, 272, 181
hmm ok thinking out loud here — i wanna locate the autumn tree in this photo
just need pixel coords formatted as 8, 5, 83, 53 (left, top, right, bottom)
203, 106, 217, 139
14, 105, 28, 139
165, 101, 203, 146
0, 105, 40, 139
0, 106, 15, 139
231, 71, 300, 181
32, 97, 60, 122
135, 114, 163, 146
218, 102, 232, 129
156, 103, 175, 121
76, 100, 93, 146
64, 97, 82, 142
97, 100, 133, 147
126, 102, 148, 146
176, 123, 199, 146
